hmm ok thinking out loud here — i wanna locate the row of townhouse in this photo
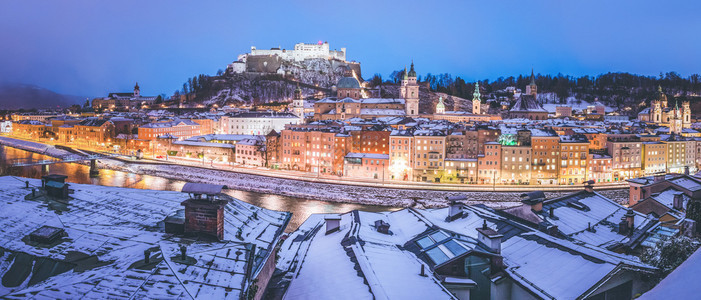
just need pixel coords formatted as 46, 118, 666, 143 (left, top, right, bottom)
270, 122, 701, 185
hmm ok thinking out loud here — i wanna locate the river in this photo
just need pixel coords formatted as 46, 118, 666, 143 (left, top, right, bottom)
0, 145, 397, 231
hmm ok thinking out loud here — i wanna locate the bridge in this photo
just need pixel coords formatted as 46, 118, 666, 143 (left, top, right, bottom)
10, 154, 108, 176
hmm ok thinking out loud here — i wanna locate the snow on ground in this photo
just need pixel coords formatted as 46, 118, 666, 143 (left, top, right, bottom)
541, 95, 615, 113
97, 158, 628, 209
0, 136, 73, 158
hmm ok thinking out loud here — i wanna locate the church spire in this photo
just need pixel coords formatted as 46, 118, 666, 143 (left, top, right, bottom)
408, 60, 416, 78
529, 69, 536, 85
403, 65, 408, 80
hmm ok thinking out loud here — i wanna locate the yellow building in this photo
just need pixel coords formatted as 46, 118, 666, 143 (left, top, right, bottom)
641, 142, 667, 175
662, 136, 687, 173
559, 135, 589, 185
500, 145, 532, 184
413, 130, 446, 182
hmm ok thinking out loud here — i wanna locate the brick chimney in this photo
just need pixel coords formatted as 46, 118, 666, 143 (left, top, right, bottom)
476, 220, 503, 254
182, 198, 228, 240
180, 183, 229, 241
673, 192, 685, 211
624, 209, 636, 235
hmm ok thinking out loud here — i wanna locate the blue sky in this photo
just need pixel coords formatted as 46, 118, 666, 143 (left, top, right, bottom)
1, 0, 700, 97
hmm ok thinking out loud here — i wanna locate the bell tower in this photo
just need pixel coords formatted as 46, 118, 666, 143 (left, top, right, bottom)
472, 82, 482, 114
525, 69, 537, 97
292, 83, 305, 118
683, 101, 691, 128
402, 61, 420, 117
134, 82, 140, 97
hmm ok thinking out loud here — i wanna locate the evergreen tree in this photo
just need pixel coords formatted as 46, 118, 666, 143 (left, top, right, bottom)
641, 235, 700, 281
687, 201, 701, 233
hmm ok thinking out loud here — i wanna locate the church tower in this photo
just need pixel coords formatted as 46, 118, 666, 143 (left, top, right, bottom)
134, 82, 140, 97
435, 96, 445, 114
657, 85, 668, 108
683, 101, 691, 128
472, 82, 482, 114
652, 100, 662, 123
292, 83, 305, 118
402, 62, 420, 117
670, 101, 683, 135
525, 69, 537, 97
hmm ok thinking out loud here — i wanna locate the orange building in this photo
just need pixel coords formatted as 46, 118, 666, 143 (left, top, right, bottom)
138, 119, 202, 141
530, 131, 560, 185
73, 119, 116, 147
478, 142, 501, 184
280, 128, 341, 175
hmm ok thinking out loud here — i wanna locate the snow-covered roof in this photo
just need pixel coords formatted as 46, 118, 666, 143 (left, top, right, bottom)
181, 182, 228, 195
360, 98, 405, 105
510, 95, 547, 112
279, 212, 456, 300
360, 109, 405, 116
344, 152, 389, 160
541, 191, 656, 248
0, 176, 290, 299
277, 204, 654, 300
173, 140, 236, 148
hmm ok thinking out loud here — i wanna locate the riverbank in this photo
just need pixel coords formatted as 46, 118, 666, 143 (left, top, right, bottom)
0, 136, 629, 208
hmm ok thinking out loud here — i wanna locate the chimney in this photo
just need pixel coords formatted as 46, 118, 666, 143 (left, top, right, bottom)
624, 209, 636, 235
673, 193, 685, 211
181, 183, 229, 241
583, 180, 595, 193
374, 220, 391, 234
144, 249, 151, 264
521, 191, 545, 212
448, 198, 464, 221
618, 218, 629, 235
685, 166, 690, 175
549, 207, 555, 218
325, 215, 341, 234
180, 245, 187, 260
476, 220, 503, 254
654, 173, 665, 183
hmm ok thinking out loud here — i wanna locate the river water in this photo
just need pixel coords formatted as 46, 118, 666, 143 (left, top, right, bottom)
0, 145, 396, 231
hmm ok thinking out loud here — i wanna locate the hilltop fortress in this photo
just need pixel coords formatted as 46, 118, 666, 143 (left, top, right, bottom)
227, 41, 357, 76
248, 41, 346, 62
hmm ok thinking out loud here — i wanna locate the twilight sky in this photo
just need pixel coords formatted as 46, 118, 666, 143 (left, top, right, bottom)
1, 0, 700, 97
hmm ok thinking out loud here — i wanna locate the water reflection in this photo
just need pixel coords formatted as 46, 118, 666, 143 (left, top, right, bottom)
0, 145, 397, 231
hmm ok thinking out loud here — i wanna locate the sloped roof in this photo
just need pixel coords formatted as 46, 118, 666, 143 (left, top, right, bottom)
0, 176, 290, 299
510, 95, 547, 112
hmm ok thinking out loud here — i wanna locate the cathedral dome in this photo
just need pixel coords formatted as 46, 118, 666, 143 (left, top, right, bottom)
337, 77, 360, 89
